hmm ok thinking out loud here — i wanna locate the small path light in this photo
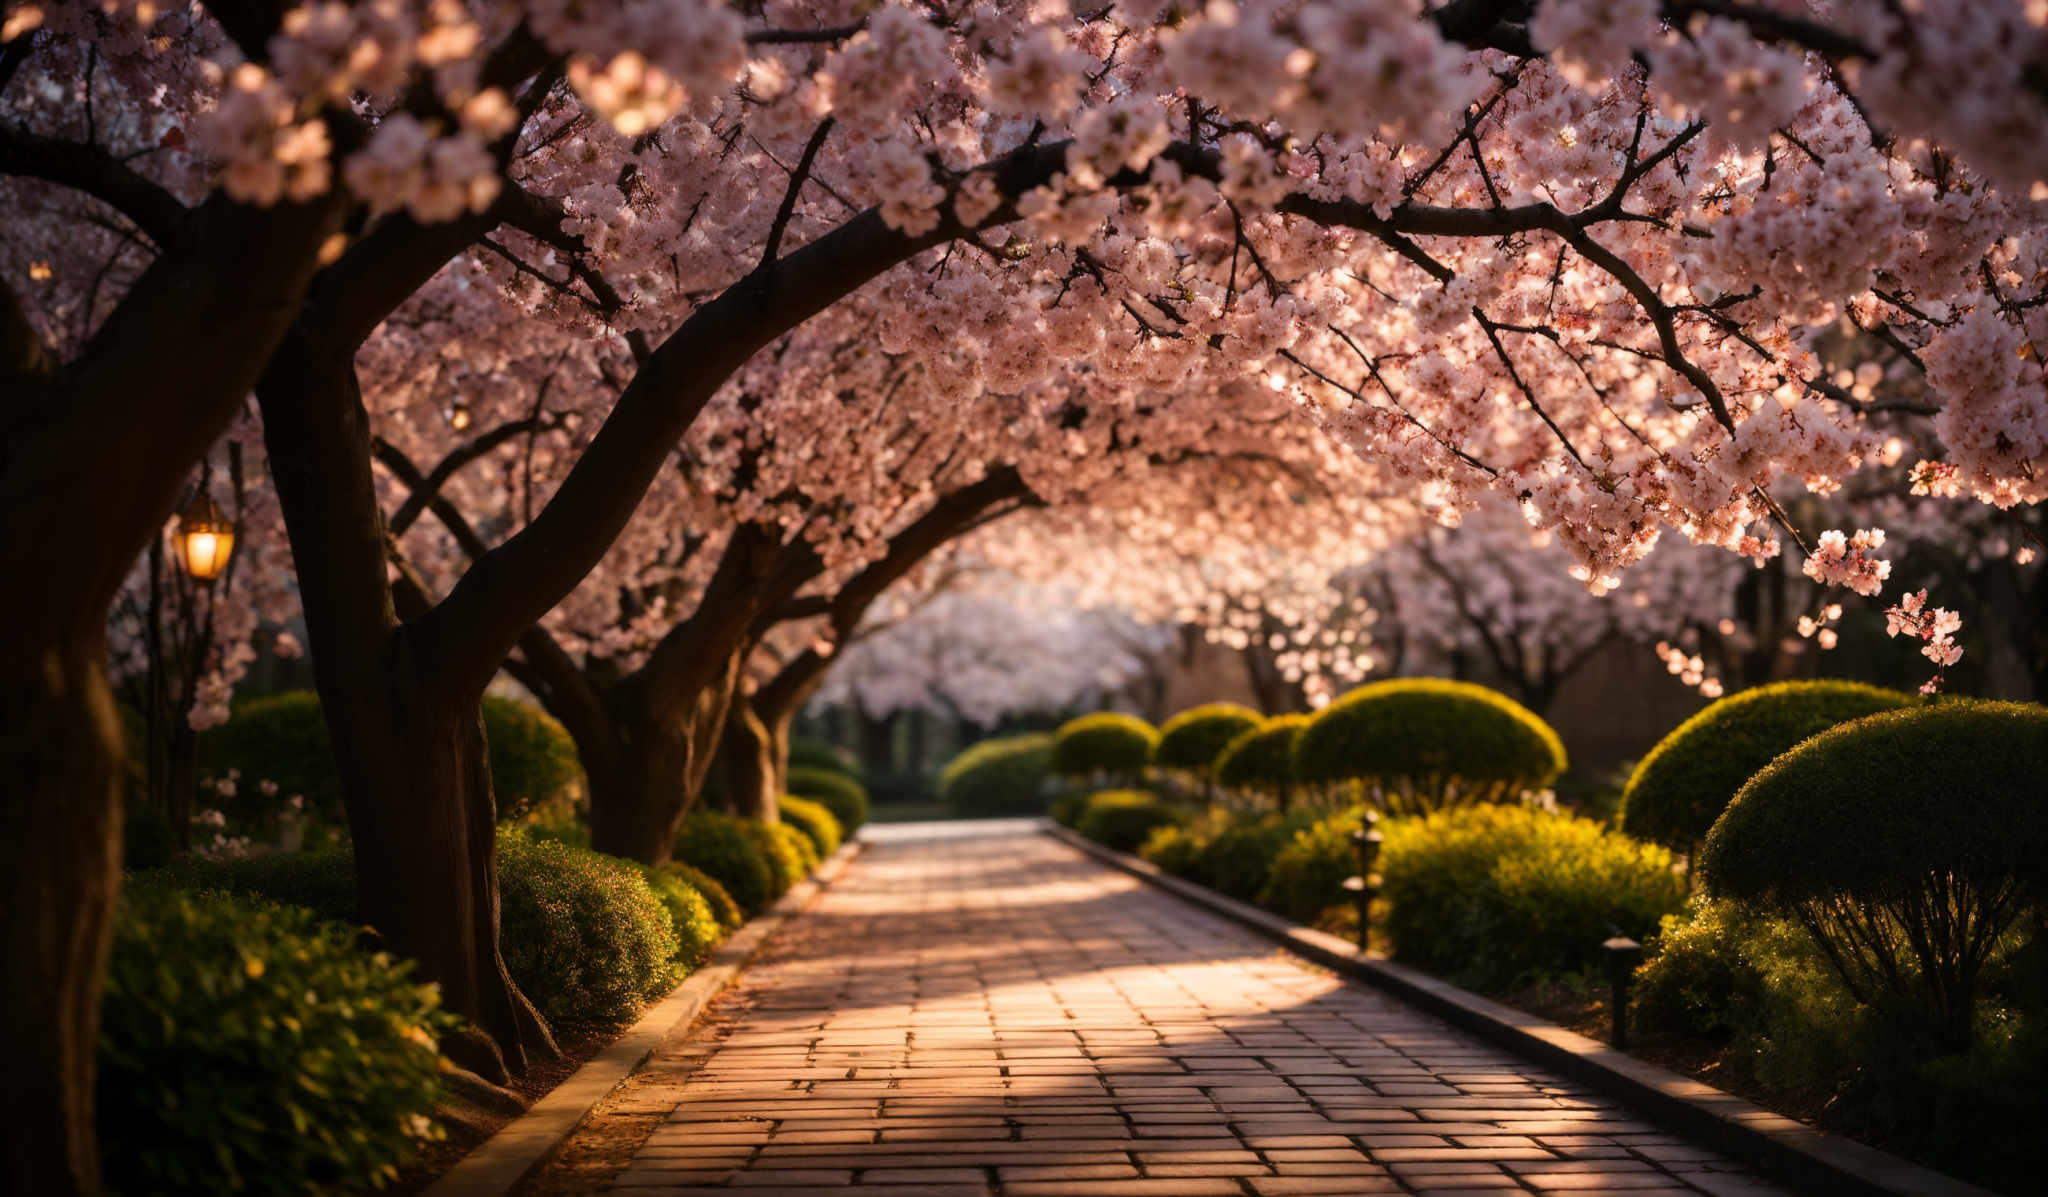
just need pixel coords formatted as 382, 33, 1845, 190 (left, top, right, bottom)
1343, 811, 1384, 951
449, 400, 473, 431
1602, 935, 1643, 1049
174, 490, 236, 584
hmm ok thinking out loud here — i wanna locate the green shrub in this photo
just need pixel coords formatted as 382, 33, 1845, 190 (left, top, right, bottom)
138, 850, 360, 926
1621, 679, 1909, 856
786, 765, 869, 831
789, 737, 858, 776
939, 733, 1056, 815
1074, 790, 1182, 853
1048, 783, 1090, 827
746, 820, 814, 899
1380, 804, 1685, 991
497, 828, 680, 1023
1700, 700, 2048, 1047
675, 810, 777, 915
1260, 806, 1373, 924
1153, 704, 1263, 777
1191, 809, 1319, 902
100, 886, 449, 1194
1293, 679, 1566, 813
778, 793, 844, 857
483, 695, 585, 823
629, 863, 724, 969
1053, 712, 1159, 779
1138, 806, 1233, 877
1215, 714, 1309, 801
122, 800, 177, 871
1634, 898, 1829, 1041
667, 860, 743, 932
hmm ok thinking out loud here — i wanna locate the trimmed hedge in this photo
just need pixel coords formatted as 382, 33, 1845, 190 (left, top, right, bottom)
1215, 714, 1309, 797
675, 810, 777, 915
748, 820, 816, 899
667, 860, 744, 933
1074, 790, 1182, 853
1189, 809, 1317, 903
939, 733, 1056, 815
141, 849, 360, 925
497, 829, 680, 1022
1380, 804, 1684, 991
778, 793, 844, 858
195, 690, 585, 827
1052, 712, 1159, 778
786, 765, 869, 831
1260, 806, 1373, 924
1153, 703, 1263, 775
1293, 679, 1566, 810
789, 736, 858, 776
1622, 679, 1909, 856
101, 885, 449, 1194
630, 863, 724, 969
1700, 700, 2048, 1045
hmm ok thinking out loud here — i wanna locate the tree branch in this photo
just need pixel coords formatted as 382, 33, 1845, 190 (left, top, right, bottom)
0, 124, 188, 246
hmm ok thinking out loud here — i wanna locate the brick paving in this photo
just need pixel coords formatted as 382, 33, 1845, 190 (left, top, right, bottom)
560, 821, 1795, 1196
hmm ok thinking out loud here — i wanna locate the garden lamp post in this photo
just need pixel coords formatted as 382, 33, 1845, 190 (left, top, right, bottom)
1343, 811, 1384, 951
1602, 935, 1643, 1049
449, 400, 473, 431
173, 490, 236, 584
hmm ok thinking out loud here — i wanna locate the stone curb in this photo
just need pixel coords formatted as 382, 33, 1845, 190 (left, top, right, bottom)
1043, 821, 1993, 1197
422, 835, 868, 1197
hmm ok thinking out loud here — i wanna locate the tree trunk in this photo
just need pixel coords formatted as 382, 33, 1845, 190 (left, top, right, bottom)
586, 656, 746, 863
0, 628, 123, 1196
719, 700, 781, 823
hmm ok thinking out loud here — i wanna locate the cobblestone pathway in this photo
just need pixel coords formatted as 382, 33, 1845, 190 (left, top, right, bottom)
555, 821, 1794, 1196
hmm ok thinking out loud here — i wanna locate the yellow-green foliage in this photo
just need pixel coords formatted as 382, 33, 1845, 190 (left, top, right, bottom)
1380, 804, 1684, 991
749, 820, 817, 896
497, 828, 682, 1022
629, 862, 725, 969
778, 793, 844, 857
1293, 679, 1565, 810
1053, 712, 1159, 777
1215, 714, 1310, 795
1153, 703, 1263, 775
786, 765, 868, 830
1260, 806, 1374, 924
674, 810, 777, 915
1622, 679, 1909, 855
666, 860, 744, 932
938, 733, 1056, 815
1139, 806, 1234, 876
1074, 790, 1182, 853
100, 886, 452, 1194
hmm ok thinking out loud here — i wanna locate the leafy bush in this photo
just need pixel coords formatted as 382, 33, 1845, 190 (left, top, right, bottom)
1293, 679, 1566, 812
746, 820, 815, 899
100, 886, 449, 1194
1261, 806, 1374, 924
789, 736, 858, 776
483, 695, 585, 823
1700, 700, 2048, 1047
628, 862, 725, 969
667, 860, 744, 933
1621, 679, 1909, 856
1048, 783, 1090, 827
674, 810, 777, 915
1634, 898, 1829, 1041
1215, 714, 1309, 801
786, 765, 868, 831
1153, 703, 1263, 776
1138, 806, 1233, 877
122, 799, 178, 871
1379, 804, 1685, 991
938, 733, 1057, 815
1052, 712, 1159, 779
139, 850, 360, 926
778, 793, 844, 857
1074, 790, 1183, 853
497, 828, 680, 1023
1190, 809, 1319, 902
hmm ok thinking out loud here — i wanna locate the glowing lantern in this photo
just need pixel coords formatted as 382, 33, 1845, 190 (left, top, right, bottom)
174, 491, 235, 583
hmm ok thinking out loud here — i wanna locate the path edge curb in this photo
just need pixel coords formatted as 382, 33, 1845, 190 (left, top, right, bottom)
1043, 821, 1993, 1197
421, 835, 868, 1197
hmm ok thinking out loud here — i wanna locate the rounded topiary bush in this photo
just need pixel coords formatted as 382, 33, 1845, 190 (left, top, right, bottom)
194, 691, 345, 822
482, 695, 585, 821
789, 737, 858, 776
1380, 804, 1685, 991
629, 862, 724, 968
497, 828, 681, 1023
1621, 679, 1910, 857
1190, 809, 1318, 902
138, 850, 360, 926
1053, 712, 1159, 779
667, 860, 744, 932
1216, 714, 1310, 799
1074, 790, 1182, 853
100, 885, 450, 1194
1153, 703, 1263, 776
778, 793, 844, 858
1293, 679, 1565, 812
674, 810, 778, 915
1260, 806, 1373, 925
747, 820, 815, 899
1699, 700, 2048, 1045
786, 765, 869, 831
938, 733, 1056, 815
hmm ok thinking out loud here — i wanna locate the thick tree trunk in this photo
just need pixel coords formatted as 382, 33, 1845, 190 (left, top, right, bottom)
586, 655, 745, 863
0, 629, 123, 1196
719, 701, 782, 823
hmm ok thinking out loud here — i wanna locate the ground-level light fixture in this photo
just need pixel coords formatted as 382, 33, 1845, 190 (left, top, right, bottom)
174, 490, 236, 583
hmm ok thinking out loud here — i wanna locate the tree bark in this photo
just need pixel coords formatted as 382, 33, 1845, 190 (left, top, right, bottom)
585, 647, 749, 862
719, 698, 781, 823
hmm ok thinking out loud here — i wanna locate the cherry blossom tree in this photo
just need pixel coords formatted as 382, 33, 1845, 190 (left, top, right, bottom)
15, 3, 2048, 1188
